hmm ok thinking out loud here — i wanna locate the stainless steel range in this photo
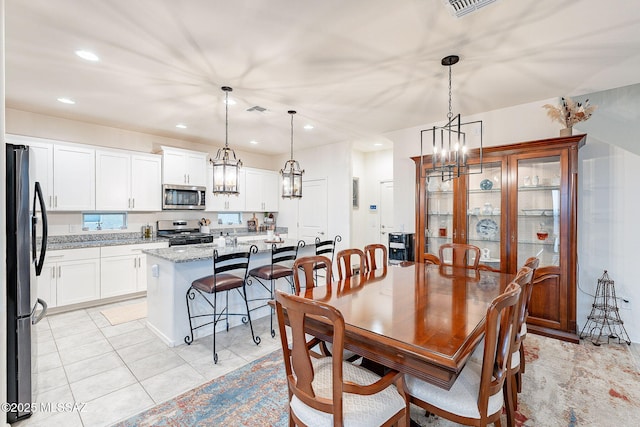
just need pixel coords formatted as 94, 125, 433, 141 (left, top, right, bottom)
157, 219, 214, 246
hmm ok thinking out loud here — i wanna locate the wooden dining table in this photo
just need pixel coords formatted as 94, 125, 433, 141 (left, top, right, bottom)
295, 262, 514, 390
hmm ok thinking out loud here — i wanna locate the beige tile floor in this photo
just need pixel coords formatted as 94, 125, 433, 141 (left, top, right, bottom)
16, 297, 281, 427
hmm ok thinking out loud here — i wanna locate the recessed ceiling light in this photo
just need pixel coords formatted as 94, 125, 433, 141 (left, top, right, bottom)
225, 98, 236, 106
57, 97, 75, 105
175, 123, 187, 129
250, 140, 259, 145
374, 143, 383, 147
75, 50, 99, 61
303, 124, 314, 130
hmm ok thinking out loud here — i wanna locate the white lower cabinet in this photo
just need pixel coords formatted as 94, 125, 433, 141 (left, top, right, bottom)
41, 248, 101, 308
100, 242, 167, 298
40, 242, 168, 308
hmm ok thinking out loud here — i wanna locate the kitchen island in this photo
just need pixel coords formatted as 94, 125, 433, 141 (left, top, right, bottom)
143, 239, 315, 347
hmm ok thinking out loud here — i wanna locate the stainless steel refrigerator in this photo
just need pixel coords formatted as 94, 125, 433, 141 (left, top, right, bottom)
6, 143, 48, 423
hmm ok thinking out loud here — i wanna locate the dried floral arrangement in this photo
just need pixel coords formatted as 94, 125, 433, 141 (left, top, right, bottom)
543, 97, 597, 128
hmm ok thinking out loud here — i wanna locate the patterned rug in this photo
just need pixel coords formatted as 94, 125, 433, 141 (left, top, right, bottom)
114, 334, 640, 426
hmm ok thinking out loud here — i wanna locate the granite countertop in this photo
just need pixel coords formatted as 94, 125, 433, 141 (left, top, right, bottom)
143, 239, 312, 263
46, 229, 288, 251
46, 233, 166, 250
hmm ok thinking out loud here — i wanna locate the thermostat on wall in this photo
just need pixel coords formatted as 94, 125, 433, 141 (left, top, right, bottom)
369, 205, 377, 211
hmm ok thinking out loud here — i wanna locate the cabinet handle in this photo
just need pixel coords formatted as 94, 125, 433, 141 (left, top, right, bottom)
132, 198, 135, 209
54, 195, 58, 208
49, 195, 52, 208
52, 268, 56, 279
58, 266, 61, 278
184, 174, 187, 183
187, 174, 190, 184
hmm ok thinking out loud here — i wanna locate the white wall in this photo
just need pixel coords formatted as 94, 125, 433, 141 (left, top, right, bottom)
388, 92, 640, 342
351, 150, 366, 248
357, 149, 394, 248
6, 108, 275, 170
275, 141, 352, 249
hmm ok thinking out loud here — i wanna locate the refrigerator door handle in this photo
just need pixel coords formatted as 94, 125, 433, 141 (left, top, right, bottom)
32, 181, 48, 276
31, 298, 48, 325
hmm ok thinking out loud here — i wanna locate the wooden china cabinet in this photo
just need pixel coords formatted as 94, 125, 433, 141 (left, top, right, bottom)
413, 134, 586, 342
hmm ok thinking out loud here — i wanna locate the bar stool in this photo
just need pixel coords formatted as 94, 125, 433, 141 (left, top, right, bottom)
184, 245, 259, 364
313, 234, 342, 282
248, 241, 305, 337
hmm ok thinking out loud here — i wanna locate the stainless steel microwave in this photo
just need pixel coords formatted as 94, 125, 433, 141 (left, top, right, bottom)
162, 184, 206, 210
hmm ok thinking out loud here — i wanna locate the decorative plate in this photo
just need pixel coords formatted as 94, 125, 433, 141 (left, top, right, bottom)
479, 178, 493, 190
476, 218, 499, 239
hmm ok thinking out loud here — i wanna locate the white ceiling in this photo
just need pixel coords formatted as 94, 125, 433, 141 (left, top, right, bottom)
5, 0, 640, 155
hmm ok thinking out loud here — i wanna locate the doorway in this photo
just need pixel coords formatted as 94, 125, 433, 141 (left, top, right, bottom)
298, 178, 328, 242
378, 181, 394, 263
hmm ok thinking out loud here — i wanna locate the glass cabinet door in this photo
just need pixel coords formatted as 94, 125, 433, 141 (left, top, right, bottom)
424, 175, 454, 255
466, 161, 504, 270
516, 156, 562, 267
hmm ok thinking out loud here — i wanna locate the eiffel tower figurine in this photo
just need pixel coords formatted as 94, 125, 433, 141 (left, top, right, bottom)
579, 270, 631, 346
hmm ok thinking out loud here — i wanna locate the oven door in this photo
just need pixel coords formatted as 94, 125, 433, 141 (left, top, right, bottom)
162, 185, 206, 210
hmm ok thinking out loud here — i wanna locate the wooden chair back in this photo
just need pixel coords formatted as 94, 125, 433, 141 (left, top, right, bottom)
292, 255, 332, 294
364, 243, 387, 273
423, 253, 441, 266
512, 266, 534, 348
275, 290, 347, 423
336, 248, 366, 280
275, 290, 405, 426
477, 281, 521, 416
438, 243, 481, 270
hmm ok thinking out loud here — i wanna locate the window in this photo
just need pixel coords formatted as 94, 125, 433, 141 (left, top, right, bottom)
217, 212, 242, 225
82, 212, 127, 231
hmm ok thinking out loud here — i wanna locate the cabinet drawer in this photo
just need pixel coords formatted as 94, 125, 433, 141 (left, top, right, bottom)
101, 242, 168, 257
46, 247, 100, 262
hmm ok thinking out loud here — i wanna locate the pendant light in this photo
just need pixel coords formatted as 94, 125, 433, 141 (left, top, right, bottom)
280, 110, 304, 198
420, 55, 483, 181
211, 86, 242, 195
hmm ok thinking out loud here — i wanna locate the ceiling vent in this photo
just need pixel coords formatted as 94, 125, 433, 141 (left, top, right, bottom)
247, 105, 267, 113
443, 0, 498, 18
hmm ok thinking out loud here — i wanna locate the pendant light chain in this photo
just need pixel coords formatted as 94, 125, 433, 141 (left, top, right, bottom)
447, 64, 453, 121
290, 111, 295, 159
211, 86, 241, 195
224, 87, 231, 149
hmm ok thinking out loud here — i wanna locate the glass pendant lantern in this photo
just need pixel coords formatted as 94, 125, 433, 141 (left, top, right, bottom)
280, 110, 304, 198
211, 86, 242, 195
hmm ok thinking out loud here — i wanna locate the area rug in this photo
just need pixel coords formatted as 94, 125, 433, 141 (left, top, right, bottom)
101, 302, 147, 326
113, 334, 640, 426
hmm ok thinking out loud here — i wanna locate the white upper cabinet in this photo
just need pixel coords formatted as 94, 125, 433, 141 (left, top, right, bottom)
245, 168, 279, 212
131, 153, 162, 211
96, 149, 162, 211
54, 144, 96, 210
206, 165, 246, 211
7, 134, 96, 211
96, 149, 130, 210
24, 139, 54, 211
161, 146, 208, 186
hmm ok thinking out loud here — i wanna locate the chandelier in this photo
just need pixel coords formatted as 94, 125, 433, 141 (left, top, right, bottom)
280, 110, 304, 198
421, 55, 483, 181
211, 86, 242, 195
